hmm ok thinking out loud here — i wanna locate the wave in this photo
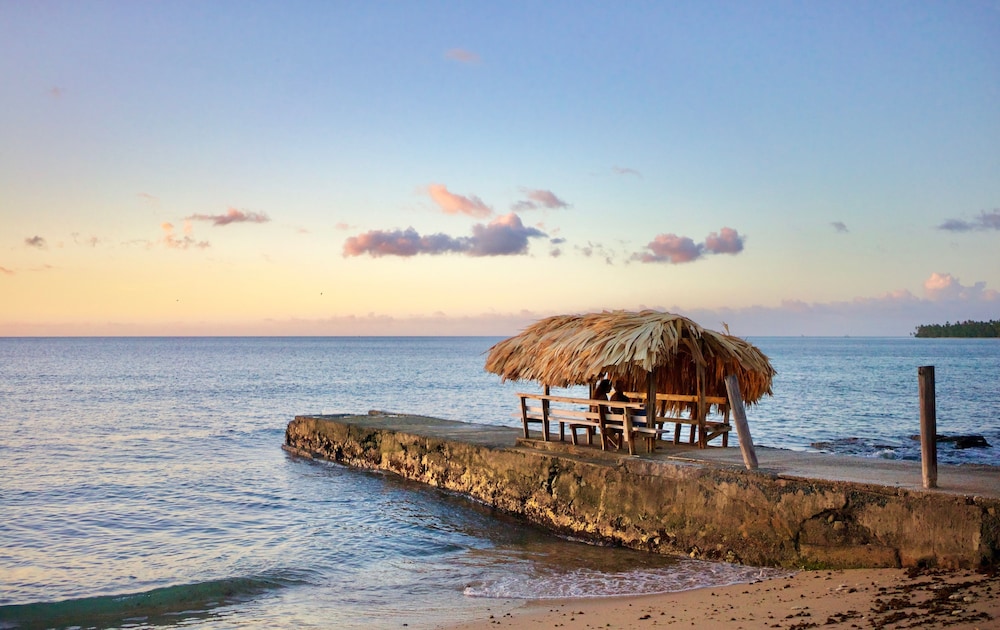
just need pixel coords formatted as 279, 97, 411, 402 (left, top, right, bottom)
464, 559, 793, 600
0, 574, 292, 630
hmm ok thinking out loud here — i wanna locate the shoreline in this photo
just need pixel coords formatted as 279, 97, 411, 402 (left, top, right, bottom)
442, 567, 999, 629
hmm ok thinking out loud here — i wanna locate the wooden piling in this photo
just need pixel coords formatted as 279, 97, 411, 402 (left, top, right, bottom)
725, 374, 758, 470
919, 366, 937, 489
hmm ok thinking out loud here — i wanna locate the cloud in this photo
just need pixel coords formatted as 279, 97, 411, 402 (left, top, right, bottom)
185, 207, 271, 226
48, 87, 64, 99
936, 209, 1000, 232
831, 221, 848, 233
343, 212, 546, 258
636, 227, 745, 264
0, 266, 13, 275
638, 234, 703, 263
576, 241, 616, 265
526, 188, 570, 209
71, 233, 100, 247
923, 272, 997, 302
427, 184, 492, 218
24, 236, 47, 249
445, 48, 481, 64
342, 227, 466, 257
468, 212, 546, 255
548, 238, 566, 257
512, 188, 570, 211
704, 227, 744, 254
161, 221, 210, 250
613, 166, 641, 177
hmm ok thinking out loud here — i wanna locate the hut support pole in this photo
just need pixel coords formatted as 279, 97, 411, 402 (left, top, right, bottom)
645, 370, 658, 422
543, 385, 561, 442
641, 369, 657, 456
696, 364, 707, 448
919, 366, 937, 489
724, 375, 758, 470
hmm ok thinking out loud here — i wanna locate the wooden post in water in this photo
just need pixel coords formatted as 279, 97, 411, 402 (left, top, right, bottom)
919, 366, 938, 489
724, 374, 758, 470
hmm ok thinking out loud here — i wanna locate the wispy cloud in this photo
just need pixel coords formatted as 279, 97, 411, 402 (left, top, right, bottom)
936, 209, 1000, 232
48, 87, 64, 99
635, 227, 745, 264
185, 207, 271, 226
71, 233, 101, 247
138, 193, 161, 211
0, 266, 14, 275
161, 221, 210, 250
576, 241, 616, 266
549, 237, 566, 257
512, 188, 570, 211
831, 221, 848, 233
427, 184, 492, 218
24, 236, 47, 249
343, 213, 545, 257
445, 48, 481, 64
612, 166, 641, 177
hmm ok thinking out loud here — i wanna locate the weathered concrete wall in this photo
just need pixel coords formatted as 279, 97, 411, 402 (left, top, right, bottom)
285, 414, 1000, 570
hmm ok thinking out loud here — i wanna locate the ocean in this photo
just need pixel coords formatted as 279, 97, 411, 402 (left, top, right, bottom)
1, 336, 997, 629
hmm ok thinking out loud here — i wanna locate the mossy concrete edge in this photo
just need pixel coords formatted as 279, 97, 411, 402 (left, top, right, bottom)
284, 414, 999, 570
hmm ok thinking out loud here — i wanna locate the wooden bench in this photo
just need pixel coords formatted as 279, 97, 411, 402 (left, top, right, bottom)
517, 393, 648, 453
517, 391, 733, 454
626, 392, 732, 449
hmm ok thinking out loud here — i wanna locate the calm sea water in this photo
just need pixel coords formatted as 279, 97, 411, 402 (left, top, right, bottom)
1, 336, 997, 629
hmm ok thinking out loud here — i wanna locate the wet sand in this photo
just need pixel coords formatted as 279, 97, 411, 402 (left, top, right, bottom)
443, 567, 999, 629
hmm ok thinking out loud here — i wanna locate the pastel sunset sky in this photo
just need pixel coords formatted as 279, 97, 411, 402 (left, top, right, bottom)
2, 1, 998, 336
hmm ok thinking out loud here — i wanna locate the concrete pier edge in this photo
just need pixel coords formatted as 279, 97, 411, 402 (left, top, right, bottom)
284, 413, 1000, 570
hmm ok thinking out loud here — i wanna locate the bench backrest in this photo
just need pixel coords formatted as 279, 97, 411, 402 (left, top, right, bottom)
517, 392, 645, 424
624, 391, 729, 418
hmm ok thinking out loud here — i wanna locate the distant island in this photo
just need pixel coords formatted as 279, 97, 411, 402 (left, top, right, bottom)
913, 319, 1000, 338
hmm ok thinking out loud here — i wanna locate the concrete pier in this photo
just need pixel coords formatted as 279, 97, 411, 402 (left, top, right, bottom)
284, 413, 1000, 570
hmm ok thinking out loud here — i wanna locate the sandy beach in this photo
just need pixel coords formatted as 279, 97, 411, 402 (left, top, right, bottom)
444, 567, 999, 629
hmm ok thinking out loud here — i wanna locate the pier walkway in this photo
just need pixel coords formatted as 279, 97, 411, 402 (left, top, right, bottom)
307, 412, 1000, 498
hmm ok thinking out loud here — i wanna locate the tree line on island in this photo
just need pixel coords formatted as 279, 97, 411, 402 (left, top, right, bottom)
913, 319, 1000, 338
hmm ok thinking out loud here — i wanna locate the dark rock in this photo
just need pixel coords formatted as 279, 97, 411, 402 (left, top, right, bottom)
908, 434, 992, 449
939, 435, 991, 449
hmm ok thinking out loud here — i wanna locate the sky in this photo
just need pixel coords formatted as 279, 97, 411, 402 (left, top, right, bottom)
2, 1, 998, 337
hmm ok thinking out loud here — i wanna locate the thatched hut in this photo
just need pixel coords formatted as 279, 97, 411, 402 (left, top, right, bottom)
485, 310, 775, 449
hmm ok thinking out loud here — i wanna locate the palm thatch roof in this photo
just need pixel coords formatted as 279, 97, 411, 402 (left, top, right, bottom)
484, 310, 775, 406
